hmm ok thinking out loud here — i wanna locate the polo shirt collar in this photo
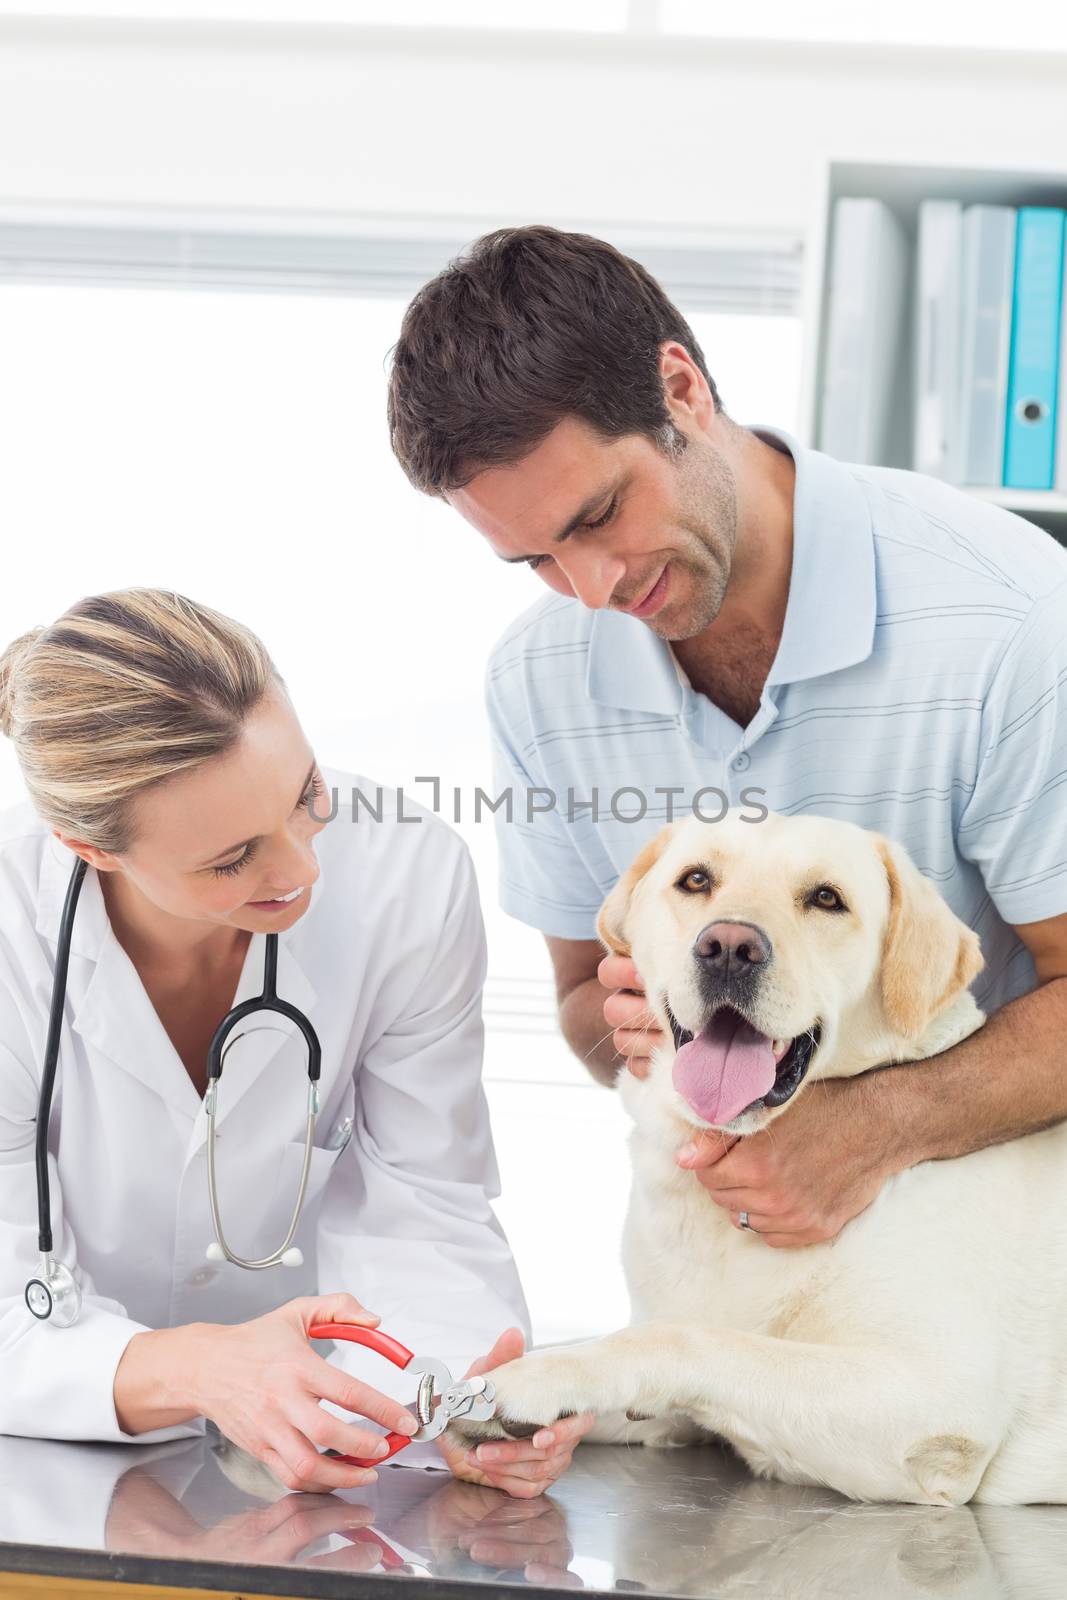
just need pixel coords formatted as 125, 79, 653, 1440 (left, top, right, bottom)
585, 426, 877, 713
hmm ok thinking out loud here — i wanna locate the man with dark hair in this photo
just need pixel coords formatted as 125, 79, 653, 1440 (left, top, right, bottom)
389, 224, 1067, 1253
389, 225, 723, 493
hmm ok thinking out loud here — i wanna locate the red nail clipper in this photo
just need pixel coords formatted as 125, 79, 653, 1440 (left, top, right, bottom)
310, 1323, 497, 1469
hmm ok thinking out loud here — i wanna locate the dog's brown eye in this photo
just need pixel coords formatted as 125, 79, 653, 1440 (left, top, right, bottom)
677, 868, 711, 894
809, 884, 846, 912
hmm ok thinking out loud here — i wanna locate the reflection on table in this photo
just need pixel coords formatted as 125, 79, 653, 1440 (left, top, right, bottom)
2, 1427, 1067, 1597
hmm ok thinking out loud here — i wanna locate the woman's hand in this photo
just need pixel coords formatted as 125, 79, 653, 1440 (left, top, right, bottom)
436, 1329, 594, 1498
107, 1465, 387, 1573
419, 1478, 579, 1584
168, 1293, 420, 1494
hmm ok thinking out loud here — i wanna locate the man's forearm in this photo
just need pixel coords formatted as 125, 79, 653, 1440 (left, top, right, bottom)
865, 976, 1067, 1171
559, 975, 623, 1088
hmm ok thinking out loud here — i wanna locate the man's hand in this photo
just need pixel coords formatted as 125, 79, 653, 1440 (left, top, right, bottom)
678, 1076, 897, 1247
597, 955, 664, 1078
547, 937, 662, 1086
436, 1329, 594, 1497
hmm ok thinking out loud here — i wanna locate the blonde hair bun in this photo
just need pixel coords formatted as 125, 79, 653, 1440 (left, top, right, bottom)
0, 590, 279, 852
0, 626, 46, 740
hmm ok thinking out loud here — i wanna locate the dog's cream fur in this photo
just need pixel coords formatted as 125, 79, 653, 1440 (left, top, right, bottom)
459, 810, 1067, 1505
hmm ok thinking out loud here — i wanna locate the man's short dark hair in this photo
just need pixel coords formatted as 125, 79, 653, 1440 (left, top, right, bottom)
387, 225, 722, 496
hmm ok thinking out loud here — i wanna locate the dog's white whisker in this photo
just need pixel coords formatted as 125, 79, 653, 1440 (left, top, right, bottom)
583, 1023, 621, 1062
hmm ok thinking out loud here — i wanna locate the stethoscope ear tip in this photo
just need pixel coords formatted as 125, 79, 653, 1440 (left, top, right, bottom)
205, 1241, 226, 1262
281, 1247, 304, 1268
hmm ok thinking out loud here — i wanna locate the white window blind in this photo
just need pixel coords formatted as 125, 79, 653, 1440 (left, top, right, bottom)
0, 220, 802, 316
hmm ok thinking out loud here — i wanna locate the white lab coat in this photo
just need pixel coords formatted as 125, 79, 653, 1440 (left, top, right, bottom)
0, 771, 529, 1447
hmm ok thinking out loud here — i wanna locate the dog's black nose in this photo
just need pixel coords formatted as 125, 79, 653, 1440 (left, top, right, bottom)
694, 920, 772, 977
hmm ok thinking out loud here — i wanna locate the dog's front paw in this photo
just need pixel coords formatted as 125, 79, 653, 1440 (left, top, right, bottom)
450, 1348, 603, 1446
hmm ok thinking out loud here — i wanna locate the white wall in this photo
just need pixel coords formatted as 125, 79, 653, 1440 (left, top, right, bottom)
0, 19, 1064, 236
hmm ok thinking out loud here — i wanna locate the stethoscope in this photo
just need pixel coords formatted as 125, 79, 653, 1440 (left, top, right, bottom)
25, 855, 323, 1326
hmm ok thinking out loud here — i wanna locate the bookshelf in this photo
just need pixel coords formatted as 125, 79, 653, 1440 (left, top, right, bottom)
799, 160, 1067, 540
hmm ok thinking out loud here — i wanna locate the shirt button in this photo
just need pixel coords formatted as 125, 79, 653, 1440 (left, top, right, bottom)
189, 1268, 216, 1287
731, 752, 751, 772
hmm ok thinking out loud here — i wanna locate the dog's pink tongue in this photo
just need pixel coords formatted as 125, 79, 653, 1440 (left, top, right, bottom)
672, 1012, 777, 1126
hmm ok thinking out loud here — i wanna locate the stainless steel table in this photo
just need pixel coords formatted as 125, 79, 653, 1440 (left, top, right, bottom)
2, 1427, 1066, 1598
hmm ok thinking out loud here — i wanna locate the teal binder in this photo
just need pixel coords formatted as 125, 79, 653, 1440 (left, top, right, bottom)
1004, 207, 1065, 490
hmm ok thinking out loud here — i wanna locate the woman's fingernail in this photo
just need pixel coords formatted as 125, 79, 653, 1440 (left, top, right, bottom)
373, 1440, 391, 1457
361, 1470, 379, 1485
397, 1414, 419, 1435
677, 1143, 698, 1165
532, 1430, 554, 1449
477, 1445, 499, 1463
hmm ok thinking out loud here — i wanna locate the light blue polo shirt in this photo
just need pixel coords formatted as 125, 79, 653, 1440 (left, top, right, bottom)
486, 427, 1067, 1018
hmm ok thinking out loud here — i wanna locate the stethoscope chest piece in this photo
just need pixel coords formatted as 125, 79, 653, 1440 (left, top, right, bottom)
25, 1256, 81, 1326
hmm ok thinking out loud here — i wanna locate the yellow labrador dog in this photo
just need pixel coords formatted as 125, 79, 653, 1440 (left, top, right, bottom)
458, 809, 1067, 1505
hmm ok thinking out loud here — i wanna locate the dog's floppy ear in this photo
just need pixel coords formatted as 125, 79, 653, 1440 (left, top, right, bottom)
597, 826, 674, 956
876, 835, 983, 1039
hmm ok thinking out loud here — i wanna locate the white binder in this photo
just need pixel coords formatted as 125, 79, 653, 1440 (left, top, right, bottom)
958, 205, 1016, 487
819, 198, 909, 466
913, 200, 963, 480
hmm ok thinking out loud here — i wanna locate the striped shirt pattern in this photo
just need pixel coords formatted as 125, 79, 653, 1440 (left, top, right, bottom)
486, 428, 1067, 1019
